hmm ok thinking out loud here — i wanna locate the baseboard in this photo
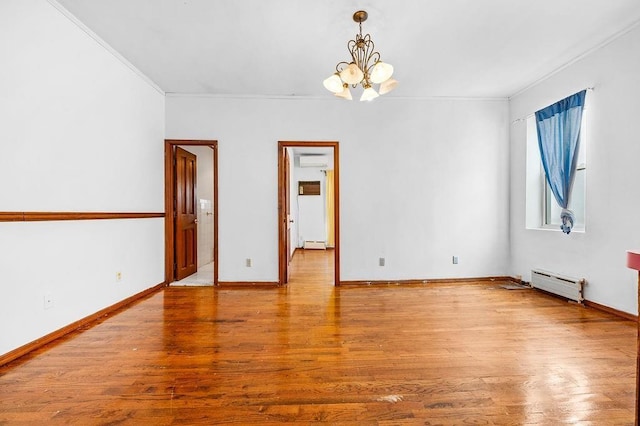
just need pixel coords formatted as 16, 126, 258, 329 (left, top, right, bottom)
584, 300, 637, 321
217, 281, 279, 288
522, 281, 635, 321
339, 276, 515, 287
0, 281, 166, 368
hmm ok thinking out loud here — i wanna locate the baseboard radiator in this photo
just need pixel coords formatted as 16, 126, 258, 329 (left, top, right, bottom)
531, 269, 585, 303
303, 240, 326, 250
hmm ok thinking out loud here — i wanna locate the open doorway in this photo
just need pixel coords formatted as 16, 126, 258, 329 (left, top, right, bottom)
165, 140, 218, 286
278, 141, 340, 286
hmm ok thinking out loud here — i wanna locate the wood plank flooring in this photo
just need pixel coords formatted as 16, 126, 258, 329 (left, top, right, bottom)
0, 250, 636, 424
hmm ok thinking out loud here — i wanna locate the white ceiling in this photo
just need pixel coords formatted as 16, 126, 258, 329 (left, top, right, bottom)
55, 0, 640, 98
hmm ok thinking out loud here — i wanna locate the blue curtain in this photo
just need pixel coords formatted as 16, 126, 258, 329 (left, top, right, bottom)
535, 90, 586, 234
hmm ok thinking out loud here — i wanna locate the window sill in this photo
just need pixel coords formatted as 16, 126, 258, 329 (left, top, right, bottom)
526, 226, 585, 234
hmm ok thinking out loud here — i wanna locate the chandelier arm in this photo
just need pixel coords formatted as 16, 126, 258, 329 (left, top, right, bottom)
352, 36, 365, 80
365, 51, 381, 83
363, 36, 375, 84
353, 34, 381, 86
335, 61, 350, 74
347, 39, 358, 63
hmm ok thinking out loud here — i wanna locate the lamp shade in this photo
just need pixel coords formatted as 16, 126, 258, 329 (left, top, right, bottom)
335, 84, 353, 100
370, 61, 394, 84
360, 86, 379, 102
340, 63, 364, 85
379, 78, 398, 95
323, 73, 344, 93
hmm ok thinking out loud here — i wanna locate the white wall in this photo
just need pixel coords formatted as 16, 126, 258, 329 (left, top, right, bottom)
0, 0, 165, 356
294, 166, 326, 245
183, 145, 215, 267
509, 25, 640, 314
166, 96, 510, 282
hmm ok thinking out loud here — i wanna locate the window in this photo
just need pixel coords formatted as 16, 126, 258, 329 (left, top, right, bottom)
525, 109, 587, 231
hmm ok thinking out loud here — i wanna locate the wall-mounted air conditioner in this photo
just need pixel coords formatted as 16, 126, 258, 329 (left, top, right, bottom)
299, 155, 329, 168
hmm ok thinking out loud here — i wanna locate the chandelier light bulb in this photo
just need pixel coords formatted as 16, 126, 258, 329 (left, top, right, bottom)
340, 63, 364, 85
334, 84, 353, 100
323, 73, 344, 93
360, 86, 379, 102
370, 61, 394, 84
379, 78, 398, 95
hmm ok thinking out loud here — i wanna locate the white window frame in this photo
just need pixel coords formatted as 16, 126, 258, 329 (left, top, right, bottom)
525, 108, 587, 232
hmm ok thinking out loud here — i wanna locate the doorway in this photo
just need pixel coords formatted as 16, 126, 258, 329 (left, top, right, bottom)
165, 140, 218, 286
278, 141, 340, 286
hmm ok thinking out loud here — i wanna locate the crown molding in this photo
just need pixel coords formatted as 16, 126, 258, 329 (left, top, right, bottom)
509, 18, 640, 99
47, 0, 165, 96
165, 92, 507, 102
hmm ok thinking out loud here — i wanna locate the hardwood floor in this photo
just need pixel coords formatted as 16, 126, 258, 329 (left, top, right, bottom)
0, 250, 636, 424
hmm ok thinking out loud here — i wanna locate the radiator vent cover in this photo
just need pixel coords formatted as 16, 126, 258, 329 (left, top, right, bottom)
304, 240, 326, 250
531, 269, 585, 303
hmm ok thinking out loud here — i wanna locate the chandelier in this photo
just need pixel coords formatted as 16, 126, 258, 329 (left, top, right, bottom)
323, 10, 398, 101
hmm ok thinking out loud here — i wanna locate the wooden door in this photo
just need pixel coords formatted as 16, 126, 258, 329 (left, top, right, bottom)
284, 149, 293, 262
285, 149, 292, 266
283, 149, 291, 283
175, 147, 198, 280
278, 146, 290, 284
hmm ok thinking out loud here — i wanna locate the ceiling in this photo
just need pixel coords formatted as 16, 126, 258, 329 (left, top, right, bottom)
55, 0, 640, 99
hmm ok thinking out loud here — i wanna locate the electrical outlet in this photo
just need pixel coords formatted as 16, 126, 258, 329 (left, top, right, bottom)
379, 257, 385, 267
246, 258, 252, 267
44, 293, 54, 309
116, 271, 122, 281
452, 256, 459, 264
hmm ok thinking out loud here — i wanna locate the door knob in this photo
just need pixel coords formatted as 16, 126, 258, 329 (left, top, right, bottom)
194, 219, 199, 224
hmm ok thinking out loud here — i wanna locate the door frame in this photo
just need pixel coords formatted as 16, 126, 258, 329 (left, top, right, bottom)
165, 139, 218, 286
278, 141, 340, 286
